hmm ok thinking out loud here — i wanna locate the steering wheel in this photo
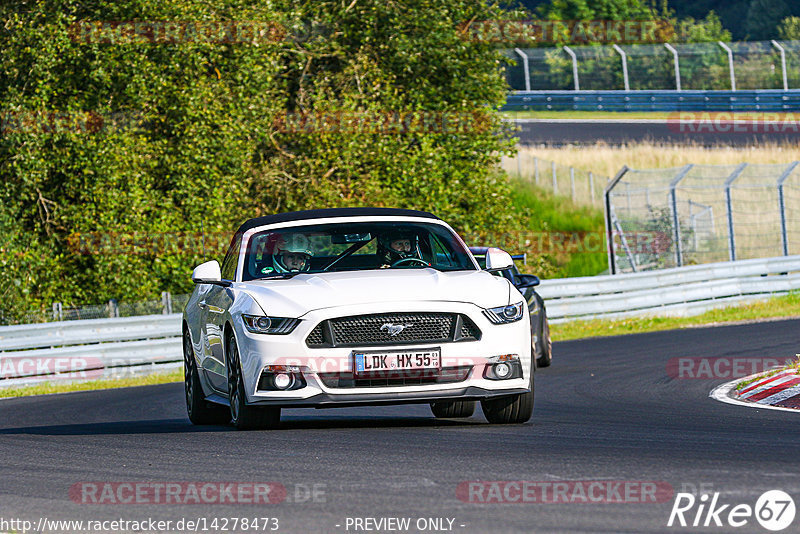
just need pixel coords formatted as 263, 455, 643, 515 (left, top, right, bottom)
391, 257, 430, 268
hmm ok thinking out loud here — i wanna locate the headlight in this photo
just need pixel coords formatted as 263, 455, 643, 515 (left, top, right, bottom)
242, 314, 300, 335
483, 302, 525, 324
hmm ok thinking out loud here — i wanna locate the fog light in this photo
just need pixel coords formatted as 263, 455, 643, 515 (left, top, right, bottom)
494, 362, 512, 379
273, 373, 292, 390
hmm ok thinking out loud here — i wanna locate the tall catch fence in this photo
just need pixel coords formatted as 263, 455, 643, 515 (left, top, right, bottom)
506, 40, 800, 91
606, 162, 800, 274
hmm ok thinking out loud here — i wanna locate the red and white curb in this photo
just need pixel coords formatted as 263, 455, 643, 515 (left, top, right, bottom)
711, 367, 800, 413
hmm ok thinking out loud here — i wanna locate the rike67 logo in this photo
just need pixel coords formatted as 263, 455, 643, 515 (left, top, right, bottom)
668, 490, 796, 531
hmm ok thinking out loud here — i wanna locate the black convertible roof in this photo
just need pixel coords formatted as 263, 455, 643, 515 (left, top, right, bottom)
236, 207, 439, 234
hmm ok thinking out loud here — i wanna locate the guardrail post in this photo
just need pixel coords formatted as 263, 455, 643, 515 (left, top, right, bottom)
108, 299, 119, 318
669, 165, 694, 267
718, 41, 736, 91
604, 166, 630, 275
514, 48, 531, 92
534, 156, 539, 184
612, 44, 630, 91
52, 302, 63, 322
162, 291, 173, 315
570, 167, 576, 202
771, 40, 789, 91
552, 161, 558, 194
777, 161, 800, 256
724, 163, 748, 261
563, 46, 580, 91
664, 43, 681, 91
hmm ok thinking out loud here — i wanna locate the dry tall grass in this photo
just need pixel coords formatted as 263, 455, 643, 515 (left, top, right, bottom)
511, 142, 800, 178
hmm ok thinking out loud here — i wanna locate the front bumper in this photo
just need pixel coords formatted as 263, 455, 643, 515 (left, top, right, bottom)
233, 301, 532, 407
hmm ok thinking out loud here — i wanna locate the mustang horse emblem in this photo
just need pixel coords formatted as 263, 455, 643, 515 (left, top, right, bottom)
380, 323, 414, 336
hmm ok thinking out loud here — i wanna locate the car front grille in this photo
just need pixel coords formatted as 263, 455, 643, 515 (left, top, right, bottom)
305, 312, 481, 348
317, 366, 472, 388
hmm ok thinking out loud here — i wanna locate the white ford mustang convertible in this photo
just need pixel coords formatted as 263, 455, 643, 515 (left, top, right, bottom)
183, 208, 534, 429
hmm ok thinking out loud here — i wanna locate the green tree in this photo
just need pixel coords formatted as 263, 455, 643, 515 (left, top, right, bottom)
674, 11, 732, 42
0, 0, 517, 322
778, 16, 800, 39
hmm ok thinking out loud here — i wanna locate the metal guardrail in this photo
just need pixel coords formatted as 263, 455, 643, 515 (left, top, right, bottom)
503, 90, 800, 112
2, 255, 799, 383
0, 314, 182, 383
538, 255, 800, 323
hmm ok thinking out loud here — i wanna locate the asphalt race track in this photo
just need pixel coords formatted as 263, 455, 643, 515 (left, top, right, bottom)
2, 319, 800, 533
513, 119, 800, 146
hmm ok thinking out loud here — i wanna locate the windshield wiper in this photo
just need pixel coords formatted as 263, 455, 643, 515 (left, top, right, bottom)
257, 272, 302, 280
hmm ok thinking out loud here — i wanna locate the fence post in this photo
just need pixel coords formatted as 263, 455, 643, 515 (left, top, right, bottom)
664, 43, 681, 91
563, 46, 580, 91
570, 167, 576, 202
52, 302, 63, 322
718, 41, 736, 91
612, 44, 630, 91
534, 156, 539, 184
516, 151, 521, 178
604, 166, 630, 275
669, 165, 694, 268
589, 172, 595, 205
162, 291, 173, 315
552, 161, 558, 194
771, 40, 789, 91
514, 48, 531, 92
724, 163, 748, 261
777, 161, 800, 256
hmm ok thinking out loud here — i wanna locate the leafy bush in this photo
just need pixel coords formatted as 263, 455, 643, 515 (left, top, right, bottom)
0, 0, 517, 321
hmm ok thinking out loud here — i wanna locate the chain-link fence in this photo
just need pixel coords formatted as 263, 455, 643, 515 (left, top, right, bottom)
1, 292, 191, 325
607, 162, 800, 273
501, 152, 609, 207
507, 40, 800, 91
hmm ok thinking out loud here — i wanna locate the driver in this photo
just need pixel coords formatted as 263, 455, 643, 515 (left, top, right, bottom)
262, 233, 313, 274
378, 230, 424, 268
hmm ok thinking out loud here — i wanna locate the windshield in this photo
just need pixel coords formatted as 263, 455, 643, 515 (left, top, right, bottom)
242, 221, 476, 281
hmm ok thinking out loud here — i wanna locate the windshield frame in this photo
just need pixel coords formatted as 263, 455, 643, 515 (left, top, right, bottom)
235, 216, 479, 282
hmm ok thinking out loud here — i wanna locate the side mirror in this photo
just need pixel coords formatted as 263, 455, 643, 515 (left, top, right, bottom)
484, 248, 514, 272
192, 260, 222, 284
515, 274, 540, 289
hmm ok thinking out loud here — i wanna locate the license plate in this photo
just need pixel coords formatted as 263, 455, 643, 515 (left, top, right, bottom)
353, 348, 441, 377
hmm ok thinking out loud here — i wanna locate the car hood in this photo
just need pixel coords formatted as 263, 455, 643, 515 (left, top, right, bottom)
236, 269, 513, 317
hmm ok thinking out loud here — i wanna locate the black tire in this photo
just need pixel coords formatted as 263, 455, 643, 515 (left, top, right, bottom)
535, 315, 552, 368
226, 332, 280, 430
184, 329, 230, 425
430, 400, 476, 418
481, 371, 534, 424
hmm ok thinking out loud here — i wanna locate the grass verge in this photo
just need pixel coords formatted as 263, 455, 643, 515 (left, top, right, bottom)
503, 110, 676, 120
551, 292, 800, 342
0, 368, 182, 399
506, 179, 607, 278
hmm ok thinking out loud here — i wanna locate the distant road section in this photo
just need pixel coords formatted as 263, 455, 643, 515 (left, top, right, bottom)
512, 118, 800, 146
